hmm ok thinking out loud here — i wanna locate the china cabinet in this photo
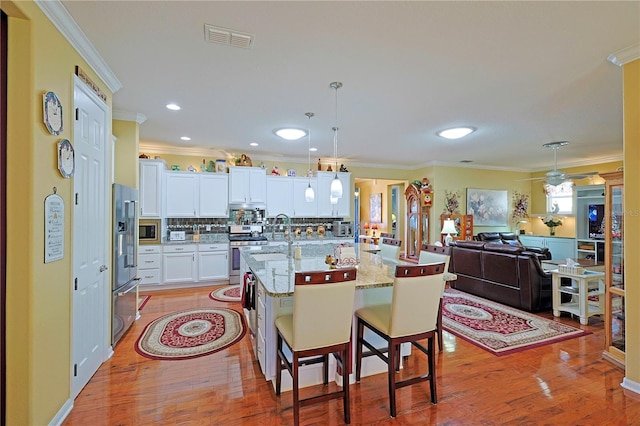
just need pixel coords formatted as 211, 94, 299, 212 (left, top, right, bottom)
404, 182, 429, 260
440, 214, 473, 245
601, 170, 625, 369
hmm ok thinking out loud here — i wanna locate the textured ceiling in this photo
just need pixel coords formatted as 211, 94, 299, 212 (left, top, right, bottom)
61, 1, 639, 171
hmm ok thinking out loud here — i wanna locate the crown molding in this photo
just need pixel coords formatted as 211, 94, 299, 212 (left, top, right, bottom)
607, 43, 640, 67
35, 0, 122, 93
113, 110, 147, 124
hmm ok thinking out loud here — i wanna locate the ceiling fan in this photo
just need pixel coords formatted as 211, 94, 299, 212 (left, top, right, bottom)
525, 141, 599, 186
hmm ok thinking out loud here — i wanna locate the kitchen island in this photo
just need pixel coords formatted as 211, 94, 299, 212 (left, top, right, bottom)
240, 243, 435, 392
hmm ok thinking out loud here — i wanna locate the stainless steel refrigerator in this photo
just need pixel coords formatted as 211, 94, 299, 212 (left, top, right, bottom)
112, 183, 140, 345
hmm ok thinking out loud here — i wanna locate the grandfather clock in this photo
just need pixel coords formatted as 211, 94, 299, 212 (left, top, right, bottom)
405, 179, 431, 260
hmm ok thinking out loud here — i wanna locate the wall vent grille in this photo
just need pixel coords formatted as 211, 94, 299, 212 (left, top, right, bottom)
204, 24, 253, 49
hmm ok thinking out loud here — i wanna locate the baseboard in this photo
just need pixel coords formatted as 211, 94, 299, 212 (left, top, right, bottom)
622, 377, 640, 396
48, 398, 73, 426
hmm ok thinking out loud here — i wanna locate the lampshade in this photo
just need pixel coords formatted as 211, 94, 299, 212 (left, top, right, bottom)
371, 223, 379, 230
441, 219, 457, 234
304, 112, 315, 202
330, 81, 343, 200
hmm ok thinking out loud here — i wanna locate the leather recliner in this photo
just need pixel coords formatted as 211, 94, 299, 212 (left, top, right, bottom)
476, 232, 551, 260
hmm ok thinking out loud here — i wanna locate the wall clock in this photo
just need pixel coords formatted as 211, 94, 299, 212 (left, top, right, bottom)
43, 91, 63, 135
57, 139, 75, 178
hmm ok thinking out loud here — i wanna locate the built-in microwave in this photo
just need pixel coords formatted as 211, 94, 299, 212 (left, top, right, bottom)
139, 219, 161, 245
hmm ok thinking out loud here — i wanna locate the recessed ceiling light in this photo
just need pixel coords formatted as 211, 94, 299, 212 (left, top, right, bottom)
274, 128, 307, 141
180, 136, 191, 141
166, 103, 181, 111
250, 142, 259, 147
438, 127, 475, 140
309, 147, 318, 152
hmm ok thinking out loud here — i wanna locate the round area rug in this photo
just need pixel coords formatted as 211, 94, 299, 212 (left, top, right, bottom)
209, 285, 241, 302
135, 308, 245, 360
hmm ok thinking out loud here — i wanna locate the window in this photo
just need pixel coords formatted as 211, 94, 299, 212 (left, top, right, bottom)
544, 182, 573, 214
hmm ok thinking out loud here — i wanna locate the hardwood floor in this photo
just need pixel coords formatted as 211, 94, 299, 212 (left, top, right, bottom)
63, 287, 640, 425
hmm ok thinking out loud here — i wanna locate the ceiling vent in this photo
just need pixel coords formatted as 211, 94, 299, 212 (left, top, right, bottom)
204, 24, 254, 49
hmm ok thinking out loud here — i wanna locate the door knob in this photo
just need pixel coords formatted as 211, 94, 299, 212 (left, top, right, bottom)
99, 264, 108, 272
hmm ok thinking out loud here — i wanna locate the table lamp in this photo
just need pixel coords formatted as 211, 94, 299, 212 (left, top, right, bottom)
441, 219, 457, 246
371, 223, 378, 237
363, 222, 370, 235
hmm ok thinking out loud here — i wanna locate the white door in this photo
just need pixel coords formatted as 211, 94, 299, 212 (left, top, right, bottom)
72, 76, 110, 398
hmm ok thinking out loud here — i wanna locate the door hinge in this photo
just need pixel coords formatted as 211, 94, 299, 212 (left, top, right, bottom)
75, 193, 79, 205
74, 363, 78, 377
74, 277, 78, 290
75, 108, 79, 121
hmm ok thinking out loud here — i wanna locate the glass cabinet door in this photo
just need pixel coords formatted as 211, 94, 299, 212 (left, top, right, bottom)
602, 171, 625, 368
408, 197, 419, 258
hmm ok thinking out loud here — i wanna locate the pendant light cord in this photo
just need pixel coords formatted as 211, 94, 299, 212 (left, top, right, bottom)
305, 112, 314, 181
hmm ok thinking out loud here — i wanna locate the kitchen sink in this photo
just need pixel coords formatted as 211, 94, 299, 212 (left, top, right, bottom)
251, 253, 289, 261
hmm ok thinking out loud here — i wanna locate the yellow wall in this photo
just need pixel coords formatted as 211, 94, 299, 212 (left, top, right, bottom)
113, 120, 140, 188
623, 59, 639, 385
5, 1, 112, 424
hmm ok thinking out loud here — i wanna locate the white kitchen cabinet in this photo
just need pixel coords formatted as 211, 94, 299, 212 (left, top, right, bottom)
199, 174, 228, 218
162, 245, 197, 283
138, 245, 162, 286
266, 176, 294, 217
198, 243, 229, 281
292, 178, 317, 217
165, 172, 198, 217
519, 235, 575, 260
317, 171, 351, 218
139, 159, 166, 218
229, 167, 266, 204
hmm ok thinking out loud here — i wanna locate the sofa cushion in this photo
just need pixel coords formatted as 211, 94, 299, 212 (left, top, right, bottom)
453, 240, 485, 249
482, 243, 524, 254
477, 232, 501, 242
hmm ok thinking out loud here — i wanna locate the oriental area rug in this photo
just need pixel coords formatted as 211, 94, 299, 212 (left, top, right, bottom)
135, 308, 245, 360
209, 285, 242, 303
442, 288, 590, 356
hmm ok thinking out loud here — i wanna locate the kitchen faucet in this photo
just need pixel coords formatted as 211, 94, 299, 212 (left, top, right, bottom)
275, 213, 293, 259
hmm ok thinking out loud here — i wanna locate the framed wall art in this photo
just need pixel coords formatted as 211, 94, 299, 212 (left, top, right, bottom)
466, 188, 508, 226
370, 193, 382, 223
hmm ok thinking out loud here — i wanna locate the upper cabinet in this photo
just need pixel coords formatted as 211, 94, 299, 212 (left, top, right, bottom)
292, 178, 318, 217
165, 172, 229, 218
139, 159, 166, 218
165, 172, 198, 217
229, 167, 267, 204
316, 172, 351, 218
199, 174, 228, 218
266, 176, 294, 217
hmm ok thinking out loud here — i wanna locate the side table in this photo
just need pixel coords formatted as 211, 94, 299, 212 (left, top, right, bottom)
551, 269, 605, 325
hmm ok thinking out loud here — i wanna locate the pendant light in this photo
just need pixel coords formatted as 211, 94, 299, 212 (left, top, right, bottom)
304, 112, 315, 202
330, 82, 343, 200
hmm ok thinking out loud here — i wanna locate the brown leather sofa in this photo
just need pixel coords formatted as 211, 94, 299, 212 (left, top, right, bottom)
476, 232, 552, 260
449, 240, 552, 312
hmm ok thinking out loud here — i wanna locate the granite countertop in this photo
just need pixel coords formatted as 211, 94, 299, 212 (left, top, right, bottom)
241, 243, 401, 297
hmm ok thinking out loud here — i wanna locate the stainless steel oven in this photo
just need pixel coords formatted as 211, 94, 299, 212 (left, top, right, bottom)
228, 225, 268, 285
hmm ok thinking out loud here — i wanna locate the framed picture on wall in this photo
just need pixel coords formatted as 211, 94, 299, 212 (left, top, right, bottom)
466, 188, 508, 226
370, 193, 382, 223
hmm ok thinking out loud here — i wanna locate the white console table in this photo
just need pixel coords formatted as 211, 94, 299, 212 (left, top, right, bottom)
551, 269, 605, 325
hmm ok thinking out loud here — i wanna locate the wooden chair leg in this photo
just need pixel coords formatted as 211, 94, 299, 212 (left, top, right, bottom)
437, 298, 443, 351
428, 335, 437, 404
388, 337, 398, 418
293, 354, 300, 426
341, 344, 351, 424
355, 319, 364, 382
276, 333, 283, 395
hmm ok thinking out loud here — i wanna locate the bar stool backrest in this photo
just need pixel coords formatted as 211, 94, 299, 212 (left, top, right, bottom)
292, 268, 358, 351
389, 264, 445, 338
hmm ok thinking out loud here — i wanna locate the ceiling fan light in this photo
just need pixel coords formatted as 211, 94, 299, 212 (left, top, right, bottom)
438, 127, 474, 140
305, 184, 315, 202
274, 128, 307, 140
330, 175, 343, 199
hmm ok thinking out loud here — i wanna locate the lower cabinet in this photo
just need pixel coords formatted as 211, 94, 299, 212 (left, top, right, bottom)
138, 245, 162, 286
197, 243, 229, 281
163, 245, 197, 283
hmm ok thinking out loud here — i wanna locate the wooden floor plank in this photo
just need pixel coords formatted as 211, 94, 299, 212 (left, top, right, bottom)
62, 287, 640, 425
